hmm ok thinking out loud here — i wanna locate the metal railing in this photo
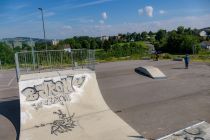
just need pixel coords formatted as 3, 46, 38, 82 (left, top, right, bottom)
15, 49, 95, 81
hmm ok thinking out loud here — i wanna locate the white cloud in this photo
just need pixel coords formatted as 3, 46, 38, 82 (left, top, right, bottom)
159, 10, 166, 14
45, 12, 55, 17
145, 6, 153, 17
54, 0, 114, 10
99, 20, 104, 24
138, 9, 144, 15
102, 12, 108, 20
63, 25, 72, 30
1, 14, 210, 39
67, 17, 94, 23
11, 4, 28, 10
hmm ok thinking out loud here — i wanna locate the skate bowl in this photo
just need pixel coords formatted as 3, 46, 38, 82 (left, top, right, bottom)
135, 66, 166, 79
18, 69, 144, 140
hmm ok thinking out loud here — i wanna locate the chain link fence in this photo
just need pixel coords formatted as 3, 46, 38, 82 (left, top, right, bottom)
15, 49, 95, 81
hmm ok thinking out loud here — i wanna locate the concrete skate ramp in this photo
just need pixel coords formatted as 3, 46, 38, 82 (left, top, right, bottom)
136, 66, 166, 79
18, 69, 144, 140
157, 121, 210, 140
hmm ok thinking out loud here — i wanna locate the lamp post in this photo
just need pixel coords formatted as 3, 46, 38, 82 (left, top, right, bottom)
38, 8, 47, 50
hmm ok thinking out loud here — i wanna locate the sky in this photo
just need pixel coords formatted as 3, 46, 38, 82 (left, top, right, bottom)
0, 0, 210, 39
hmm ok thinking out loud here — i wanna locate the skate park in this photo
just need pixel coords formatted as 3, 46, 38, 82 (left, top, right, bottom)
1, 50, 210, 139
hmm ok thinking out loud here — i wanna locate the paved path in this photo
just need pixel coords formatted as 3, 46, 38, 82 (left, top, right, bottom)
96, 60, 210, 139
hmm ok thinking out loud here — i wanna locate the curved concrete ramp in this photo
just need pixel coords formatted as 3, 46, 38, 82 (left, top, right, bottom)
18, 69, 144, 140
136, 66, 166, 79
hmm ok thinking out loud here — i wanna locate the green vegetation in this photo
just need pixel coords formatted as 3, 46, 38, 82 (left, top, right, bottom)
0, 26, 210, 69
95, 41, 148, 62
154, 27, 201, 54
0, 42, 14, 65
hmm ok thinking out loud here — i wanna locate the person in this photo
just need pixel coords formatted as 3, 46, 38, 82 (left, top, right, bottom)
155, 51, 159, 61
184, 54, 190, 69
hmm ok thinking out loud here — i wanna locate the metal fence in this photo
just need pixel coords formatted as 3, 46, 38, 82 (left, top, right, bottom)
15, 49, 95, 81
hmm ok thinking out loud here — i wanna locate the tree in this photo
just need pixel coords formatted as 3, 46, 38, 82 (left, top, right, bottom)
103, 40, 111, 52
13, 46, 22, 52
22, 43, 31, 51
177, 26, 185, 34
148, 31, 154, 36
141, 31, 148, 40
0, 43, 14, 64
155, 29, 166, 41
81, 40, 90, 49
90, 40, 98, 49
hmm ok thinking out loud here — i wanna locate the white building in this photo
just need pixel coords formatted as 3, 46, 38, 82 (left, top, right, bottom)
52, 39, 60, 46
100, 36, 109, 41
199, 31, 207, 37
13, 41, 22, 48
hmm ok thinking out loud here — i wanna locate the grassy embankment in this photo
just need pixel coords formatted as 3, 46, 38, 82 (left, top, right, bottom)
95, 41, 149, 62
96, 41, 210, 63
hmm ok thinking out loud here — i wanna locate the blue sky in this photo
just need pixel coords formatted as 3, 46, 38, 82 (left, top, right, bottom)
0, 0, 210, 39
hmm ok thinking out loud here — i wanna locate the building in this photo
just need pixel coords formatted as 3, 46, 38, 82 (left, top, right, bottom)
63, 44, 71, 52
199, 31, 207, 37
100, 36, 109, 41
201, 41, 210, 50
52, 39, 60, 46
13, 41, 22, 48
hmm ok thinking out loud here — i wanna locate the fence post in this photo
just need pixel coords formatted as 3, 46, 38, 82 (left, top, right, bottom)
49, 51, 52, 70
0, 60, 2, 70
93, 50, 95, 70
15, 53, 20, 82
32, 47, 36, 71
71, 51, 74, 70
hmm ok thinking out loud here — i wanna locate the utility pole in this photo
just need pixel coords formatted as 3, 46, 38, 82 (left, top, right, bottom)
38, 8, 47, 50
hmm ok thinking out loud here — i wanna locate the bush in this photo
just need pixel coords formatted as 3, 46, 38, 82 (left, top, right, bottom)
161, 53, 172, 59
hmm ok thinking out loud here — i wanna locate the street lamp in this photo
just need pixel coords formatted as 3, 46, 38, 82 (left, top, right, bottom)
38, 8, 47, 50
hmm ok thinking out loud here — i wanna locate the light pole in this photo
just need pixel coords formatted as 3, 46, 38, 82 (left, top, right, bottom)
38, 8, 47, 50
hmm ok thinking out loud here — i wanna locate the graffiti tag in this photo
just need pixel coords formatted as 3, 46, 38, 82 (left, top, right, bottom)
35, 110, 76, 135
172, 128, 204, 140
21, 75, 86, 110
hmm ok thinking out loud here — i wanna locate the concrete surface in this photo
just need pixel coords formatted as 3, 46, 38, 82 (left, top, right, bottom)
18, 69, 143, 140
96, 60, 210, 139
135, 66, 166, 79
1, 60, 210, 140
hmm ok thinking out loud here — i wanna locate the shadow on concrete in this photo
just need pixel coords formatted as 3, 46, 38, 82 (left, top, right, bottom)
0, 99, 20, 140
128, 135, 147, 139
172, 67, 186, 69
134, 68, 151, 78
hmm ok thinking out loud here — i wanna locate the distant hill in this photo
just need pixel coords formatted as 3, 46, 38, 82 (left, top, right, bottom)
2, 37, 53, 43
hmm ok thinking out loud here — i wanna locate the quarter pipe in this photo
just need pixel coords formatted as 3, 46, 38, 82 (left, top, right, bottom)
18, 69, 144, 140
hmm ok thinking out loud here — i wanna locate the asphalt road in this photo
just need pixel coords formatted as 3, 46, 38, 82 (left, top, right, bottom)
96, 60, 210, 139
